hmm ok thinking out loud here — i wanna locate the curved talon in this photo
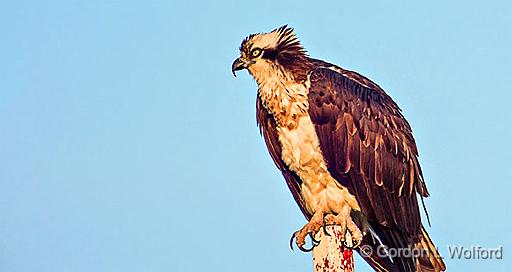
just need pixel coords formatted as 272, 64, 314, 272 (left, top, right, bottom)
322, 218, 331, 237
290, 231, 320, 252
289, 232, 296, 251
343, 240, 354, 250
343, 229, 353, 249
290, 212, 327, 253
309, 232, 320, 245
298, 243, 315, 252
323, 226, 330, 236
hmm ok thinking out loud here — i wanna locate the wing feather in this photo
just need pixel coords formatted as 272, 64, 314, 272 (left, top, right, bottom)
307, 67, 428, 239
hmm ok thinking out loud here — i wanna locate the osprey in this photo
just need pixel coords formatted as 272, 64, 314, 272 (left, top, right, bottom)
232, 26, 445, 272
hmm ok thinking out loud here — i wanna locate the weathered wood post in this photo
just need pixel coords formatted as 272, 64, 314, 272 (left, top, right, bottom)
313, 226, 354, 272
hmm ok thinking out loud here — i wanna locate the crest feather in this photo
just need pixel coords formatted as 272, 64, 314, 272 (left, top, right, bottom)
239, 25, 307, 58
272, 25, 307, 57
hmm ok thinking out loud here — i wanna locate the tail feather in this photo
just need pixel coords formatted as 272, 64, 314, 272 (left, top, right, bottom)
356, 224, 445, 272
414, 226, 446, 272
357, 224, 415, 272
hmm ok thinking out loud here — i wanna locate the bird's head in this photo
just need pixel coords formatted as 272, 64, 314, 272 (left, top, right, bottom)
232, 25, 310, 83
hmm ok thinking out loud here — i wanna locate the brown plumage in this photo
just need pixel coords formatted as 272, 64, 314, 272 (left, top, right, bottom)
234, 25, 445, 272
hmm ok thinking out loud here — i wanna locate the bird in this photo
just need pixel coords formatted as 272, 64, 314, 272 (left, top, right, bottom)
232, 25, 446, 272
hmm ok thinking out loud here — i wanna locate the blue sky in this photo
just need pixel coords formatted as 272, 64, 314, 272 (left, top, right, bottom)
1, 1, 511, 271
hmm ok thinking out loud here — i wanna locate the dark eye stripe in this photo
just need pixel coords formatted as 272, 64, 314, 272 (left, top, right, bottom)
262, 49, 277, 60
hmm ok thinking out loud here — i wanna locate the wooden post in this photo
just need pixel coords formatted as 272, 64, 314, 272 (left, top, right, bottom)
313, 226, 354, 272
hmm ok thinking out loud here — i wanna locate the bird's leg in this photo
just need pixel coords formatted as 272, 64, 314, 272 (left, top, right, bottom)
323, 206, 363, 248
290, 211, 324, 252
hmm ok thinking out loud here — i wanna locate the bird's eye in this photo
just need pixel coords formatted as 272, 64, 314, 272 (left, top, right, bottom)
251, 48, 262, 58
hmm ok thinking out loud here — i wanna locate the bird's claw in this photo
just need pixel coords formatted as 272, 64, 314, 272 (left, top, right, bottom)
289, 211, 363, 252
309, 232, 320, 245
289, 212, 324, 252
289, 231, 320, 252
323, 212, 363, 249
298, 243, 315, 252
342, 228, 354, 249
343, 240, 354, 250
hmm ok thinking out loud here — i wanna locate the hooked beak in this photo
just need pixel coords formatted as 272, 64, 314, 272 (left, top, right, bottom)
231, 57, 248, 77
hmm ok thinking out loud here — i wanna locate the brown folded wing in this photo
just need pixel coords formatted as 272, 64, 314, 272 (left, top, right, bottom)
307, 67, 429, 239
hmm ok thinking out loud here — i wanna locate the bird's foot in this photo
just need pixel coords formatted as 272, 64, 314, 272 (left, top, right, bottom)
290, 212, 324, 252
323, 209, 363, 248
